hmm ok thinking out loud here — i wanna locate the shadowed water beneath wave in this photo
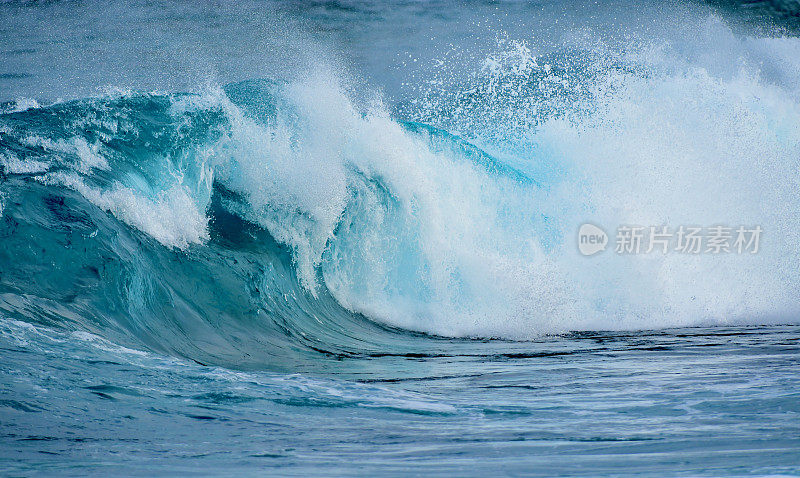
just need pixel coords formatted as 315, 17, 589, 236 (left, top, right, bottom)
1, 318, 798, 475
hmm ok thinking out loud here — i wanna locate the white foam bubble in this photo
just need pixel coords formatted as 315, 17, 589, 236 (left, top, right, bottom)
20, 135, 109, 173
214, 17, 800, 338
38, 172, 209, 249
14, 12, 800, 338
0, 151, 50, 174
9, 98, 40, 113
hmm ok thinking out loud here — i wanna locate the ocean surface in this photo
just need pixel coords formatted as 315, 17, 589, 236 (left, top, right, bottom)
1, 0, 800, 475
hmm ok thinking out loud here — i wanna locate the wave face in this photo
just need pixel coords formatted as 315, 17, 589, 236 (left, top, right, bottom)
3, 24, 800, 366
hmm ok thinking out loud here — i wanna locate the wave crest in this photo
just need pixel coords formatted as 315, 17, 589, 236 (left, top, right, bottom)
2, 29, 800, 361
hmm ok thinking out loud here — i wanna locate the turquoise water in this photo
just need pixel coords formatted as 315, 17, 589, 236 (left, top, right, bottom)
2, 319, 799, 475
1, 0, 800, 475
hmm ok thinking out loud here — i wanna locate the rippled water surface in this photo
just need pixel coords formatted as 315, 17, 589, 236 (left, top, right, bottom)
2, 320, 799, 475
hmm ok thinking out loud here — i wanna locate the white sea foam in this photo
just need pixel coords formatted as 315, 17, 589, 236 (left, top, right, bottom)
199, 16, 800, 337
12, 14, 800, 338
9, 97, 40, 113
20, 135, 109, 173
0, 151, 50, 174
38, 172, 210, 249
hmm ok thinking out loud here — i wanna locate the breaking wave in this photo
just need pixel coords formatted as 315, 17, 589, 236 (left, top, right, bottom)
2, 18, 800, 368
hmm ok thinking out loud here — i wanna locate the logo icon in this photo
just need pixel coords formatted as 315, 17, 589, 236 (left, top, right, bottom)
578, 223, 608, 256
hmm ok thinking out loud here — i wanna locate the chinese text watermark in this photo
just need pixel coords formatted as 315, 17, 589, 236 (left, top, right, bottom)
578, 224, 761, 256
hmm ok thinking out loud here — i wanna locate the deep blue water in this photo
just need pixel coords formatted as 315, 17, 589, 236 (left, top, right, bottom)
2, 319, 799, 475
1, 0, 800, 475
